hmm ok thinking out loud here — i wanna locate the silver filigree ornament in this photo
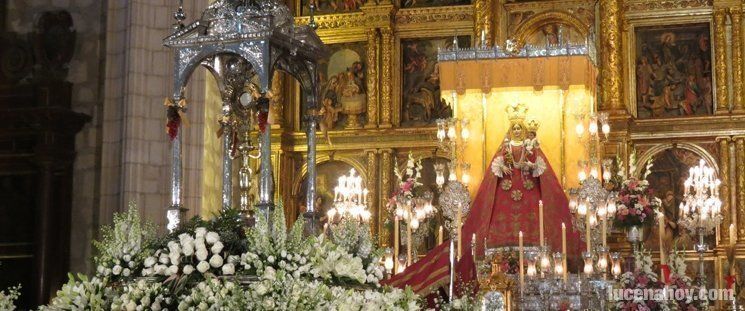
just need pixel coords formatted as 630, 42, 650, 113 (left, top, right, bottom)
439, 180, 470, 233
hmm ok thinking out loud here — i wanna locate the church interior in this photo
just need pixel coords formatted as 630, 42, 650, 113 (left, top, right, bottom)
2, 0, 745, 310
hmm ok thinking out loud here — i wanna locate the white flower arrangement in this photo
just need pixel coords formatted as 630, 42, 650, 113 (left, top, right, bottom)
93, 203, 155, 281
110, 279, 171, 311
35, 204, 422, 311
0, 284, 21, 311
42, 274, 112, 311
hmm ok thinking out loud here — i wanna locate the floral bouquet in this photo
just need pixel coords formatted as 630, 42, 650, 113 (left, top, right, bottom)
666, 249, 702, 311
0, 284, 21, 311
613, 178, 661, 229
612, 250, 672, 311
387, 152, 424, 211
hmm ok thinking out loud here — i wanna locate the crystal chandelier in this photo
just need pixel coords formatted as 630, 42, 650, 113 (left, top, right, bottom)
328, 169, 371, 223
394, 193, 435, 230
435, 118, 470, 187
573, 111, 610, 140
679, 159, 722, 289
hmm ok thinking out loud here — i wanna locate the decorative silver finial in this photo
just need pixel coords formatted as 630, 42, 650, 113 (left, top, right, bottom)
309, 2, 318, 30
173, 0, 186, 30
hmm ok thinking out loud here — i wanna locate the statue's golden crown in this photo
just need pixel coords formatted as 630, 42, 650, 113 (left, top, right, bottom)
506, 102, 528, 122
526, 118, 540, 132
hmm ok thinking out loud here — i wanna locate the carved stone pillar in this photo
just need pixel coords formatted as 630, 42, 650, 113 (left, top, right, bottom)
367, 150, 379, 237
736, 137, 745, 241
714, 8, 730, 114
379, 149, 394, 247
380, 27, 394, 128
474, 0, 493, 47
366, 29, 379, 128
598, 0, 623, 113
718, 137, 733, 244
732, 8, 745, 114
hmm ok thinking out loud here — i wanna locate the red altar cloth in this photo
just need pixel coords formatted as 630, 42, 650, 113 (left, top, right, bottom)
385, 148, 584, 296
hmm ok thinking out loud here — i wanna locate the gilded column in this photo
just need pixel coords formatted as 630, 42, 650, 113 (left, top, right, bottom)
714, 8, 730, 114
732, 7, 745, 114
598, 0, 623, 113
367, 150, 379, 237
473, 0, 493, 47
380, 27, 393, 128
718, 137, 733, 244
366, 29, 379, 128
379, 149, 393, 247
736, 137, 745, 241
270, 71, 284, 127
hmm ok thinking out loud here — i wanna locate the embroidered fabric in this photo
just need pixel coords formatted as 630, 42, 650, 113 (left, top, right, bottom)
533, 156, 547, 177
491, 156, 507, 177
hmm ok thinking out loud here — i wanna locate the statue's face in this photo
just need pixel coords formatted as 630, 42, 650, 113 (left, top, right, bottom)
511, 123, 524, 139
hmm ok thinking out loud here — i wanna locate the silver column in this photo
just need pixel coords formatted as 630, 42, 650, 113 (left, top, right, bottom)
167, 123, 183, 232
304, 114, 318, 234
221, 102, 233, 211
256, 100, 274, 227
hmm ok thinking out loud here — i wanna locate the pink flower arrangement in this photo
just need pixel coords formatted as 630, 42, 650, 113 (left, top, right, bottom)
613, 178, 661, 229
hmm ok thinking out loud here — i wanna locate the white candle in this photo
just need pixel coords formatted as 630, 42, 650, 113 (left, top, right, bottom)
438, 225, 444, 245
394, 216, 400, 273
585, 212, 592, 253
730, 223, 736, 247
539, 200, 545, 247
519, 231, 524, 293
658, 212, 666, 268
602, 209, 608, 248
562, 223, 567, 284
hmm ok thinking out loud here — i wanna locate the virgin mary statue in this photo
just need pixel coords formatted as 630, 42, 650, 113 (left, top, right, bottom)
385, 103, 583, 296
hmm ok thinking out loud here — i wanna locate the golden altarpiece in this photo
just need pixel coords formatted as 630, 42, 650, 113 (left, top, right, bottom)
195, 0, 745, 306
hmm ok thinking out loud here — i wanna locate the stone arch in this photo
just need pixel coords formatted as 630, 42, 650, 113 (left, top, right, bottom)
634, 142, 719, 178
511, 10, 590, 47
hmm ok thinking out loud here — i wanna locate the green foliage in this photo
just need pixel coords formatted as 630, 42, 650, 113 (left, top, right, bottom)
92, 203, 155, 281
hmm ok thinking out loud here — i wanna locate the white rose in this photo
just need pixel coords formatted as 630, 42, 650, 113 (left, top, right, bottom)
112, 265, 123, 275
209, 254, 224, 268
155, 264, 167, 275
197, 261, 210, 273
166, 265, 179, 276
178, 233, 191, 241
195, 227, 207, 238
196, 248, 209, 261
222, 263, 235, 275
96, 265, 104, 275
123, 254, 131, 262
211, 241, 224, 254
122, 268, 131, 277
183, 265, 195, 275
206, 232, 220, 244
227, 255, 239, 264
126, 300, 136, 311
268, 256, 275, 263
182, 244, 194, 256
141, 268, 152, 276
169, 254, 180, 266
159, 254, 169, 264
144, 257, 156, 268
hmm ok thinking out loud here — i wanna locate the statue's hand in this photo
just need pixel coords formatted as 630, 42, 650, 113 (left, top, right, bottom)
502, 166, 512, 175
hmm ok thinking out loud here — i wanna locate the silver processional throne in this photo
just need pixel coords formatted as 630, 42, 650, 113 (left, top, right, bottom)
162, 0, 328, 233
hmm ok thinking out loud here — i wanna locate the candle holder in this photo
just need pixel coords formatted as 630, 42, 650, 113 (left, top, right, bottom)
583, 251, 594, 276
610, 252, 622, 278
384, 248, 394, 277
540, 246, 551, 277
596, 246, 609, 276
526, 250, 539, 278
553, 252, 565, 279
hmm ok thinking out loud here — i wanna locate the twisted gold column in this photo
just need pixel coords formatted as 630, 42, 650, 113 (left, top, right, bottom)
598, 0, 623, 113
367, 150, 379, 238
736, 137, 745, 242
718, 137, 733, 244
379, 149, 393, 247
380, 28, 393, 128
366, 29, 380, 128
714, 8, 730, 114
473, 0, 493, 47
732, 8, 745, 114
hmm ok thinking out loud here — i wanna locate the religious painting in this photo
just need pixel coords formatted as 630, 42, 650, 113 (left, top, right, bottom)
633, 23, 714, 118
300, 0, 364, 15
643, 148, 713, 252
401, 0, 470, 9
297, 160, 357, 222
302, 42, 366, 130
401, 36, 468, 126
523, 24, 586, 47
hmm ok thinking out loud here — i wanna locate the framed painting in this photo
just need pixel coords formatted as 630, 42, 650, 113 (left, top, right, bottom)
299, 0, 364, 15
301, 42, 367, 130
400, 0, 470, 9
400, 36, 469, 126
631, 22, 714, 119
